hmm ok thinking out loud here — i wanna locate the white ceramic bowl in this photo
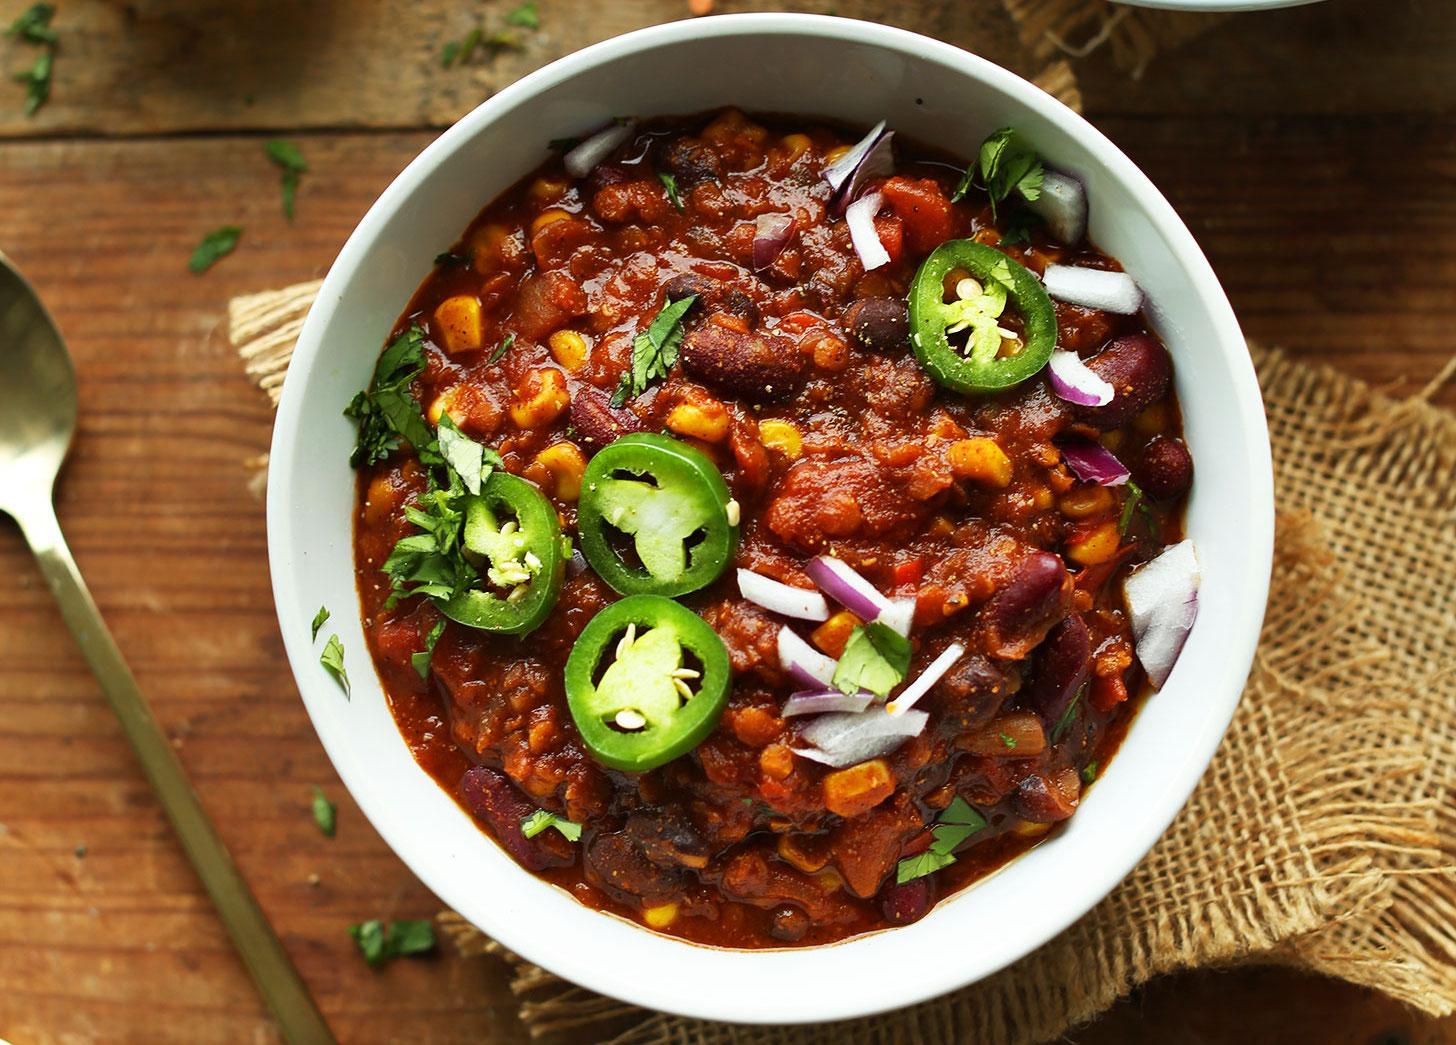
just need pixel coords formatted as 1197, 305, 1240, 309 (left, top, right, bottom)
268, 13, 1273, 1025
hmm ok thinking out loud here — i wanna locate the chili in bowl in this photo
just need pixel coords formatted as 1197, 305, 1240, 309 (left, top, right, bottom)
269, 14, 1272, 1024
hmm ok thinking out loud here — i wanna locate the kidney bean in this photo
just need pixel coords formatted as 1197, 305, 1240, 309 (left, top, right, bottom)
569, 386, 646, 449
841, 296, 909, 353
936, 654, 1011, 732
1135, 434, 1194, 499
981, 551, 1071, 660
459, 765, 573, 872
662, 273, 759, 326
660, 136, 723, 187
1016, 615, 1092, 728
585, 162, 631, 199
769, 905, 811, 942
584, 830, 683, 905
1073, 334, 1172, 429
880, 877, 933, 925
1010, 769, 1081, 823
680, 322, 802, 402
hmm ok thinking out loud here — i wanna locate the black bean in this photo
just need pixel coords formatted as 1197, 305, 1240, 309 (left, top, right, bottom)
841, 297, 909, 353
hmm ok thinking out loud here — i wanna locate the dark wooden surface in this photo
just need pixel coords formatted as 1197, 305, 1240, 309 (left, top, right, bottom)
0, 0, 1452, 1041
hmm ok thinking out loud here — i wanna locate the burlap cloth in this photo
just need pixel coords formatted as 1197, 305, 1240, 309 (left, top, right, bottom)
227, 67, 1456, 1045
1000, 0, 1229, 78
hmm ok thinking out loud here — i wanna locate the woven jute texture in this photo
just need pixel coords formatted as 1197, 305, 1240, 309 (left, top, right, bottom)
1000, 0, 1229, 77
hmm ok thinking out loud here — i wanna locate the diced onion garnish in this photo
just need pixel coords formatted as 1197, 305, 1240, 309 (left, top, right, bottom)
751, 213, 797, 273
1123, 540, 1200, 689
1061, 441, 1131, 486
782, 689, 875, 718
1042, 264, 1143, 315
563, 120, 635, 179
1047, 349, 1115, 407
738, 568, 830, 621
778, 625, 838, 689
833, 130, 894, 214
1025, 169, 1087, 246
792, 708, 928, 768
886, 643, 965, 716
878, 597, 916, 638
823, 120, 887, 193
806, 555, 911, 635
845, 191, 890, 272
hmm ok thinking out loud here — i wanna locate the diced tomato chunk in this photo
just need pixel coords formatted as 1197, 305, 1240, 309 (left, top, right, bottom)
881, 176, 955, 256
872, 215, 904, 266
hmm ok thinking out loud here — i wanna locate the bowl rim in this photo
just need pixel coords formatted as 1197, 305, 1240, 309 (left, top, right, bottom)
269, 11, 1273, 1024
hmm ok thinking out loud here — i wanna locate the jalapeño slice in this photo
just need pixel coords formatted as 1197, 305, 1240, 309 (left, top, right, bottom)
577, 433, 737, 597
441, 471, 564, 636
565, 595, 732, 773
908, 239, 1057, 393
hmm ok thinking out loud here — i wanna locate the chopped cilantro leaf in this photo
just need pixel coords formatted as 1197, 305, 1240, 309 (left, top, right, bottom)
14, 48, 50, 115
320, 634, 349, 696
505, 1, 539, 29
349, 918, 436, 967
971, 127, 1044, 219
896, 797, 987, 883
832, 621, 911, 698
896, 848, 955, 884
441, 26, 482, 67
311, 786, 336, 837
188, 225, 241, 274
1082, 761, 1099, 785
436, 413, 501, 496
1118, 480, 1144, 535
657, 170, 684, 210
7, 3, 55, 43
999, 209, 1042, 247
265, 139, 308, 221
999, 732, 1017, 749
1050, 684, 1086, 742
520, 809, 583, 841
311, 605, 330, 642
487, 332, 514, 365
618, 295, 696, 403
343, 325, 437, 469
412, 617, 447, 680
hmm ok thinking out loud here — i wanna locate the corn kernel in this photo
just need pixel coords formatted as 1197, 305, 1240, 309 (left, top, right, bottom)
433, 295, 484, 355
1066, 520, 1122, 566
529, 177, 569, 202
812, 610, 860, 658
1031, 485, 1054, 511
824, 144, 852, 165
1059, 485, 1114, 520
509, 368, 570, 429
469, 224, 511, 271
643, 903, 679, 930
781, 133, 812, 160
530, 208, 572, 236
547, 329, 590, 372
1133, 401, 1171, 437
427, 386, 464, 426
535, 441, 586, 502
948, 437, 1013, 488
1010, 819, 1053, 839
822, 759, 895, 818
758, 419, 802, 460
666, 399, 731, 443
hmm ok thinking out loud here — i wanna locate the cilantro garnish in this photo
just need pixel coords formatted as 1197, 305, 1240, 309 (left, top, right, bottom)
1049, 683, 1086, 743
1081, 761, 1099, 785
188, 225, 242, 274
13, 48, 49, 115
412, 617, 447, 680
520, 809, 583, 841
440, 27, 483, 67
999, 209, 1043, 248
612, 295, 697, 406
487, 332, 514, 365
8, 4, 55, 117
1117, 479, 1159, 538
657, 170, 684, 210
319, 634, 349, 696
505, 1, 539, 28
999, 732, 1017, 749
343, 325, 438, 469
311, 786, 336, 838
832, 621, 911, 698
896, 797, 988, 884
436, 414, 501, 496
951, 127, 1044, 220
311, 605, 330, 642
7, 3, 56, 43
348, 918, 436, 967
265, 139, 308, 221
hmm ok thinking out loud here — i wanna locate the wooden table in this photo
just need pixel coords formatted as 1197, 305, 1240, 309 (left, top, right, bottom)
1, 0, 1452, 1041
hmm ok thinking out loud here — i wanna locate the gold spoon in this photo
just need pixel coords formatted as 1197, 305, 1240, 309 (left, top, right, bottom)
0, 252, 335, 1044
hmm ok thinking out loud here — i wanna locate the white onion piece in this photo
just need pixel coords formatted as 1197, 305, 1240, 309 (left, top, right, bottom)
1061, 441, 1130, 487
878, 597, 916, 638
1025, 169, 1087, 246
834, 130, 894, 214
751, 213, 797, 273
738, 568, 830, 621
886, 643, 966, 716
1123, 540, 1201, 689
782, 690, 875, 718
845, 191, 890, 272
1048, 349, 1114, 407
778, 625, 838, 689
823, 119, 886, 192
1042, 265, 1143, 315
792, 708, 928, 768
563, 120, 635, 179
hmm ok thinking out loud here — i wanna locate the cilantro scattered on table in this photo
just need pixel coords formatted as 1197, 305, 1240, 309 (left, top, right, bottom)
440, 26, 483, 67
319, 634, 350, 696
188, 225, 242, 274
265, 139, 308, 221
348, 918, 436, 967
521, 809, 582, 842
896, 797, 988, 884
505, 1, 540, 29
311, 786, 337, 838
611, 295, 697, 406
7, 3, 56, 43
7, 3, 55, 117
832, 621, 911, 698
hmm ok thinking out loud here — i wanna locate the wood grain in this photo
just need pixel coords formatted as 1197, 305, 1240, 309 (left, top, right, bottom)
0, 2, 1452, 1041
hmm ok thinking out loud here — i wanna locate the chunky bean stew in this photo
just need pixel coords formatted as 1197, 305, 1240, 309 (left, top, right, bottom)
349, 109, 1198, 948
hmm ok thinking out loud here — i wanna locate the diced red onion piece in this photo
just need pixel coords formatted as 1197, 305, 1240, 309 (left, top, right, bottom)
1042, 264, 1143, 315
886, 643, 966, 716
1061, 440, 1131, 487
833, 130, 894, 214
751, 213, 796, 273
782, 689, 875, 718
806, 555, 893, 622
778, 625, 838, 689
792, 708, 928, 768
738, 568, 830, 621
1025, 169, 1087, 246
845, 191, 890, 272
878, 597, 916, 638
823, 119, 886, 192
1123, 539, 1200, 689
1048, 349, 1115, 407
563, 120, 635, 179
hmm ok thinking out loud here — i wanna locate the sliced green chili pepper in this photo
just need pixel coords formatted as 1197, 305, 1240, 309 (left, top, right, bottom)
565, 594, 732, 773
440, 472, 564, 635
577, 433, 737, 598
908, 239, 1057, 393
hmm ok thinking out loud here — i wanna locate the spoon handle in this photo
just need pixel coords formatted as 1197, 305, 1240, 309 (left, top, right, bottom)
16, 500, 336, 1045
